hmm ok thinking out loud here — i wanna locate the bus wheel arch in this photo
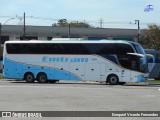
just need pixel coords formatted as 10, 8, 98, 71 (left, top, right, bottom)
24, 72, 35, 83
37, 72, 47, 83
107, 74, 119, 85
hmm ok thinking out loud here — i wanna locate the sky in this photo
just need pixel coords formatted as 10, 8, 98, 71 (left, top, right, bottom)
0, 0, 160, 29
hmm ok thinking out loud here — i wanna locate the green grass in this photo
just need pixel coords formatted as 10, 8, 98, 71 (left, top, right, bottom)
148, 80, 160, 85
0, 74, 4, 79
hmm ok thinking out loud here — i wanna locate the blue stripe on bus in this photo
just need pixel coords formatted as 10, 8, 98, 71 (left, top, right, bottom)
137, 75, 145, 82
3, 59, 81, 81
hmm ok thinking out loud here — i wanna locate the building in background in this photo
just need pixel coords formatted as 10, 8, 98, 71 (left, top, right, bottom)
0, 25, 144, 60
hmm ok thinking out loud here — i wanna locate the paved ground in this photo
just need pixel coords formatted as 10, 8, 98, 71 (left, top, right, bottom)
0, 79, 160, 120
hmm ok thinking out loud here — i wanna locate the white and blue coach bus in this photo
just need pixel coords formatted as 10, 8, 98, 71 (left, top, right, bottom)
3, 40, 148, 85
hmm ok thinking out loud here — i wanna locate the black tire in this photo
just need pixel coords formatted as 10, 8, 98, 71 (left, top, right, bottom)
37, 73, 47, 83
107, 74, 119, 85
25, 73, 35, 83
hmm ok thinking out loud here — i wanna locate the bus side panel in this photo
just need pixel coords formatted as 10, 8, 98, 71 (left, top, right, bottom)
49, 62, 55, 80
14, 62, 23, 79
53, 68, 81, 81
22, 62, 49, 79
3, 59, 15, 79
70, 63, 84, 80
4, 58, 82, 81
3, 59, 23, 79
99, 63, 105, 81
121, 69, 131, 82
137, 74, 146, 82
130, 71, 138, 82
84, 63, 100, 81
22, 62, 81, 81
54, 63, 70, 80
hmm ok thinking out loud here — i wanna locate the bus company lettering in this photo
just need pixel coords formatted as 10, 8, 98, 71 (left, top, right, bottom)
42, 56, 88, 63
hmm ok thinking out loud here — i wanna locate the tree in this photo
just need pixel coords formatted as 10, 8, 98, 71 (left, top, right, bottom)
57, 19, 68, 27
53, 19, 93, 28
69, 21, 91, 28
140, 24, 160, 50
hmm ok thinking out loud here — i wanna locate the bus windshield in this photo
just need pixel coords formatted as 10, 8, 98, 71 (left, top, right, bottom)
132, 43, 145, 55
117, 53, 148, 73
139, 56, 148, 73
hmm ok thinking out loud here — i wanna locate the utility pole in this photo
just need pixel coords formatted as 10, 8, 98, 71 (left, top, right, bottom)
135, 20, 140, 43
99, 18, 103, 28
68, 24, 70, 38
23, 12, 26, 40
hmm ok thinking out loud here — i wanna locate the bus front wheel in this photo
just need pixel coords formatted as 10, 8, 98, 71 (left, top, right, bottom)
107, 74, 119, 85
37, 73, 47, 83
25, 73, 35, 83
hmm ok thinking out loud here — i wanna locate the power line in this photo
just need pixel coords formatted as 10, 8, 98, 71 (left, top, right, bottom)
0, 15, 159, 25
0, 15, 160, 28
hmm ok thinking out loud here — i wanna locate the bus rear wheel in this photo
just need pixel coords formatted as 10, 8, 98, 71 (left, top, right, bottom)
107, 74, 119, 85
37, 73, 47, 83
25, 73, 35, 83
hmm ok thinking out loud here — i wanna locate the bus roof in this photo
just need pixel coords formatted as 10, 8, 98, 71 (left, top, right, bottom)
5, 40, 136, 44
51, 38, 83, 40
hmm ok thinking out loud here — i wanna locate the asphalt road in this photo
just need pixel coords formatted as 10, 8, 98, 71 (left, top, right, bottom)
0, 79, 160, 120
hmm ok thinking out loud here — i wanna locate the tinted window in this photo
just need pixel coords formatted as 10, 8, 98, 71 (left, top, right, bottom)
6, 43, 117, 54
116, 43, 134, 54
132, 43, 145, 54
6, 43, 82, 54
82, 44, 116, 54
117, 54, 141, 71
